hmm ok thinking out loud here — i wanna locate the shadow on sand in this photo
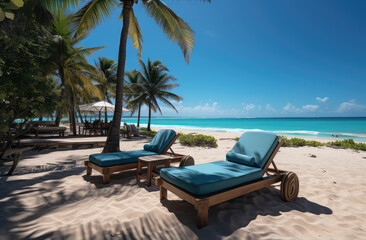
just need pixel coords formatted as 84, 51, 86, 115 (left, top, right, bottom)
160, 185, 332, 238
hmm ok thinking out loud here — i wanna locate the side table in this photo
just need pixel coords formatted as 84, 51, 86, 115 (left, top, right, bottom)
137, 154, 182, 186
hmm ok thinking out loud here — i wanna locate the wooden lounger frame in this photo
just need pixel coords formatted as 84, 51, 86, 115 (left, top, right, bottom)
84, 134, 182, 184
156, 139, 300, 228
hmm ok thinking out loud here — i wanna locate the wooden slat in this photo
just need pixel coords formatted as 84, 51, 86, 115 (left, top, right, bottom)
161, 133, 180, 154
208, 175, 284, 206
84, 161, 137, 175
262, 139, 283, 174
160, 180, 200, 207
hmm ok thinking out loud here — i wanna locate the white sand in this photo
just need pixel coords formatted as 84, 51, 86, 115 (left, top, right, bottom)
1, 130, 366, 239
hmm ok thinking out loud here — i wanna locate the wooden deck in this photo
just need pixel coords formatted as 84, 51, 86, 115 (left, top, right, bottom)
15, 136, 108, 150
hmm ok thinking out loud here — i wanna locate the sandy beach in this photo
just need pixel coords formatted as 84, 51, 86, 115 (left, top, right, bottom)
1, 129, 366, 239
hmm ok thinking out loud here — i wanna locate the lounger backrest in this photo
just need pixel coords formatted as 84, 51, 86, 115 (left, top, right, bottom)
144, 129, 177, 154
226, 131, 279, 169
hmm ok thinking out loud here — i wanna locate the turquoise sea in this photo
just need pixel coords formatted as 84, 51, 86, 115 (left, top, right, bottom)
121, 117, 366, 142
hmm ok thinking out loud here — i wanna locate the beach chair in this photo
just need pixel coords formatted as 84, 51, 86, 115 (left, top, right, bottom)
124, 123, 148, 139
85, 129, 183, 184
157, 131, 299, 228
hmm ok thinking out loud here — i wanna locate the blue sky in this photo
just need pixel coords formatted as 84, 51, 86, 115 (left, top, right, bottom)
79, 0, 366, 117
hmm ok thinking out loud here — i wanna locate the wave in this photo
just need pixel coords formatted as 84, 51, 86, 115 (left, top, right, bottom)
127, 122, 366, 140
273, 130, 320, 135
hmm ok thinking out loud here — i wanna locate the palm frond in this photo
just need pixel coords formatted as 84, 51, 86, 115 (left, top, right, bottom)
142, 0, 195, 63
119, 7, 143, 57
71, 0, 118, 36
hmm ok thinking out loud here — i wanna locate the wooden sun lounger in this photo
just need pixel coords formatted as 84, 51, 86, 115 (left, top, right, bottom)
84, 134, 183, 184
156, 139, 300, 228
123, 123, 148, 139
33, 127, 66, 138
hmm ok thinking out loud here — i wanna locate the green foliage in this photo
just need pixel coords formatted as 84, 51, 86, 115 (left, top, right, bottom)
0, 11, 58, 155
129, 59, 183, 131
73, 0, 195, 63
179, 134, 218, 148
276, 136, 365, 151
278, 136, 324, 147
327, 139, 366, 151
0, 0, 24, 22
234, 137, 240, 141
139, 127, 157, 137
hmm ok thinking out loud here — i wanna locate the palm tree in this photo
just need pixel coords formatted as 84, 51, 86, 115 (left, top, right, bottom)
95, 57, 117, 103
48, 10, 104, 135
130, 59, 182, 131
125, 70, 146, 127
72, 0, 208, 152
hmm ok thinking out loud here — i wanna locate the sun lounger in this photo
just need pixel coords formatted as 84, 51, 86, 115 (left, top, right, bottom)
123, 123, 148, 139
157, 131, 299, 228
85, 129, 183, 184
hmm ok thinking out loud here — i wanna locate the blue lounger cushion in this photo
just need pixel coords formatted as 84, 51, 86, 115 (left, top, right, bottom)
143, 129, 176, 154
226, 152, 255, 166
89, 150, 157, 167
227, 131, 279, 168
160, 161, 263, 196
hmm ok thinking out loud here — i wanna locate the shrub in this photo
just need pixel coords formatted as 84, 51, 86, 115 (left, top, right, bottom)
138, 127, 157, 137
327, 139, 366, 151
179, 134, 218, 148
278, 136, 324, 147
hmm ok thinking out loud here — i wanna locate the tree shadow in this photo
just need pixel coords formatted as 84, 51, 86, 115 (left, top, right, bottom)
161, 186, 332, 237
0, 158, 144, 239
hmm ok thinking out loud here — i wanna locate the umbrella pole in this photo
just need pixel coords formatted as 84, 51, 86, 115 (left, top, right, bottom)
105, 107, 108, 123
99, 111, 101, 121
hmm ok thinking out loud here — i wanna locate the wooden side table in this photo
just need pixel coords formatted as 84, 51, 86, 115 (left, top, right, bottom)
137, 154, 182, 186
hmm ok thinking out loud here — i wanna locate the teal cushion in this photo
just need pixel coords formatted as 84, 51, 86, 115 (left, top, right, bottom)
226, 152, 255, 166
160, 161, 263, 196
227, 131, 279, 168
89, 150, 157, 167
143, 144, 159, 152
143, 129, 176, 154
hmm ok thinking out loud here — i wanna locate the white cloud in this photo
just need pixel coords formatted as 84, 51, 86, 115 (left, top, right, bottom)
337, 99, 366, 113
283, 103, 301, 113
302, 104, 319, 112
316, 97, 329, 103
243, 103, 255, 112
265, 104, 276, 112
159, 101, 221, 116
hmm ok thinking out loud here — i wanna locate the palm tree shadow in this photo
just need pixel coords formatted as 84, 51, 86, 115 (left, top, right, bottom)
161, 186, 332, 236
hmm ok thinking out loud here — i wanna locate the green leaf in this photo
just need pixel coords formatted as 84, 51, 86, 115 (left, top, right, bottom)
10, 0, 24, 8
0, 8, 5, 21
36, 96, 45, 102
5, 12, 14, 20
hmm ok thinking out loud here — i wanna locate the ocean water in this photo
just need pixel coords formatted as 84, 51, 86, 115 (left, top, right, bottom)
121, 117, 366, 142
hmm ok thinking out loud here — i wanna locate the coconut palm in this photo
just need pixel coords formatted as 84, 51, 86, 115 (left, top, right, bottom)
95, 57, 117, 103
48, 10, 104, 135
125, 70, 148, 127
72, 0, 208, 152
130, 59, 182, 131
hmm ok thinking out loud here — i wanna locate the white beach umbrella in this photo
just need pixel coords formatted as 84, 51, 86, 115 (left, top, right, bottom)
79, 101, 130, 112
79, 101, 130, 122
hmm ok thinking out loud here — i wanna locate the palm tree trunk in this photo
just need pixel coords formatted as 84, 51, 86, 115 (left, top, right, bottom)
77, 108, 84, 123
147, 102, 152, 131
68, 88, 77, 136
103, 0, 133, 153
55, 109, 62, 126
137, 103, 141, 127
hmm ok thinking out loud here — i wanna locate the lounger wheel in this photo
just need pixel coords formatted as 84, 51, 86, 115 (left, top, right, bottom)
179, 155, 195, 167
281, 172, 299, 202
